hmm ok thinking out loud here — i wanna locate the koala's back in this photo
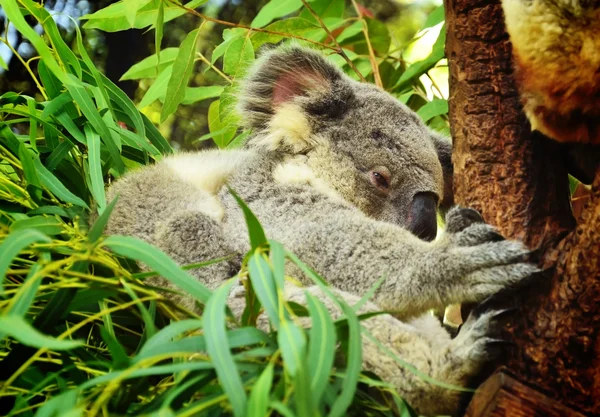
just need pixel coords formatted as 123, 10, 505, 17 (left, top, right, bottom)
105, 149, 253, 244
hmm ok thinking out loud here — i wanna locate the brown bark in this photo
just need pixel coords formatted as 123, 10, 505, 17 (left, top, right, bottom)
505, 170, 600, 414
444, 0, 600, 414
465, 370, 586, 417
444, 0, 574, 250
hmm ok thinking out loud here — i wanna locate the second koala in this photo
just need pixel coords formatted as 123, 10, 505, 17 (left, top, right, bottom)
106, 46, 536, 416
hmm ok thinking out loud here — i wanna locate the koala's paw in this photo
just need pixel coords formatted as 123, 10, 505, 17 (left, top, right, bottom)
450, 307, 513, 373
442, 207, 540, 303
445, 207, 504, 247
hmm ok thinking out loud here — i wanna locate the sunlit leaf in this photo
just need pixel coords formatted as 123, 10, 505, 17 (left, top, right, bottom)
251, 0, 302, 28
161, 28, 200, 122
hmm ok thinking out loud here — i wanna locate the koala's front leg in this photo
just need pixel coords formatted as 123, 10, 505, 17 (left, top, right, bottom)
278, 285, 484, 417
223, 184, 536, 319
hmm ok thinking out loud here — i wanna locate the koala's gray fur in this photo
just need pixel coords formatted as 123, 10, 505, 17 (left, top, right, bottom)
105, 46, 537, 416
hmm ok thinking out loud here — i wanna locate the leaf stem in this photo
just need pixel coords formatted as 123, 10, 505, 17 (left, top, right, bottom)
165, 0, 336, 51
0, 37, 48, 100
350, 0, 383, 88
300, 0, 367, 83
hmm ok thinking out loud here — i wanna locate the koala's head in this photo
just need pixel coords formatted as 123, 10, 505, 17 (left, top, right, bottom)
238, 46, 453, 241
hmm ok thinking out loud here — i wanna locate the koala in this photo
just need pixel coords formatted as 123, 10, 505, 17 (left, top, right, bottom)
501, 0, 600, 145
105, 46, 537, 416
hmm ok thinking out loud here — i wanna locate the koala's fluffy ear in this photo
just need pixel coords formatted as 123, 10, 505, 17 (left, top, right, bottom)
432, 134, 454, 214
239, 46, 354, 151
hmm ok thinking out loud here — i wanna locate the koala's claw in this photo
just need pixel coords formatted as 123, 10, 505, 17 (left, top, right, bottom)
450, 308, 513, 369
451, 223, 505, 247
445, 207, 485, 234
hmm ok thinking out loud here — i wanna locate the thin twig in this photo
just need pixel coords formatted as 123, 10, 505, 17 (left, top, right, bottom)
350, 0, 382, 88
165, 0, 335, 50
0, 37, 48, 100
300, 0, 367, 83
196, 51, 232, 83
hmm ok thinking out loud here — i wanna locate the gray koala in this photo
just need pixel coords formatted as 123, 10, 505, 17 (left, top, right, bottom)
105, 46, 537, 416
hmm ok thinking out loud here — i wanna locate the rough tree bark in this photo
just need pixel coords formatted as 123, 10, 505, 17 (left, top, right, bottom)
444, 0, 600, 414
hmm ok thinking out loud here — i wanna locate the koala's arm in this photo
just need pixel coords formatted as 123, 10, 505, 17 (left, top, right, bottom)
223, 181, 535, 319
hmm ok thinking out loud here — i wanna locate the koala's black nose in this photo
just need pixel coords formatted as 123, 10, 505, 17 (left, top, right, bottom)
407, 192, 438, 241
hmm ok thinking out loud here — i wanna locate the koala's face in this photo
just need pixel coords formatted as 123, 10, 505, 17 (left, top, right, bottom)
239, 46, 452, 241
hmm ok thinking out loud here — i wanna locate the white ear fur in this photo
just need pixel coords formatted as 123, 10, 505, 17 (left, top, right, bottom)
248, 103, 326, 152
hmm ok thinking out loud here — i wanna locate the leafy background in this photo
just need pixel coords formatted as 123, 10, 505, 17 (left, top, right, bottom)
0, 0, 452, 416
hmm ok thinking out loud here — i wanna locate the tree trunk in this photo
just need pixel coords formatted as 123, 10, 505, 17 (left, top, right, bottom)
444, 0, 600, 414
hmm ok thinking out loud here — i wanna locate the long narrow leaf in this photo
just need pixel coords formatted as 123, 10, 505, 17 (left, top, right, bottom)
84, 125, 106, 212
0, 315, 82, 350
102, 235, 212, 303
306, 293, 336, 402
203, 279, 247, 417
0, 229, 50, 293
161, 28, 200, 122
33, 156, 89, 208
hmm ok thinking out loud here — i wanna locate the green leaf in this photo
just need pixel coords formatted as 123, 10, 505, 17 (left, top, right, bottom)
0, 315, 83, 350
208, 99, 236, 148
248, 251, 282, 329
139, 66, 172, 109
181, 86, 224, 105
33, 156, 89, 208
20, 0, 82, 79
65, 76, 125, 174
88, 195, 119, 243
394, 25, 446, 92
328, 302, 362, 417
38, 60, 64, 99
247, 361, 274, 417
18, 143, 42, 203
99, 326, 131, 369
10, 216, 64, 236
6, 263, 42, 316
27, 205, 71, 218
111, 126, 160, 157
417, 98, 448, 123
251, 18, 324, 49
277, 318, 306, 377
124, 0, 153, 27
203, 280, 247, 417
423, 5, 445, 29
99, 72, 146, 138
0, 53, 7, 70
121, 48, 179, 80
81, 0, 208, 32
222, 35, 255, 78
102, 235, 212, 303
228, 188, 267, 251
161, 28, 200, 123
0, 0, 67, 84
84, 125, 106, 212
45, 141, 74, 171
306, 293, 335, 402
365, 18, 391, 55
299, 0, 345, 23
219, 84, 241, 135
210, 29, 245, 65
142, 113, 172, 154
251, 0, 302, 28
269, 240, 286, 291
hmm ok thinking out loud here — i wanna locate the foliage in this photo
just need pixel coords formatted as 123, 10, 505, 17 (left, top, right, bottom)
0, 0, 447, 416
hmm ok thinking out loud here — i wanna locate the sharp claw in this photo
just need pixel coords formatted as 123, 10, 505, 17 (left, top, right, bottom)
459, 207, 485, 224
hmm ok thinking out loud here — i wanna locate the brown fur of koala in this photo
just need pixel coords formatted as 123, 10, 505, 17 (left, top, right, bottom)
502, 0, 600, 144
